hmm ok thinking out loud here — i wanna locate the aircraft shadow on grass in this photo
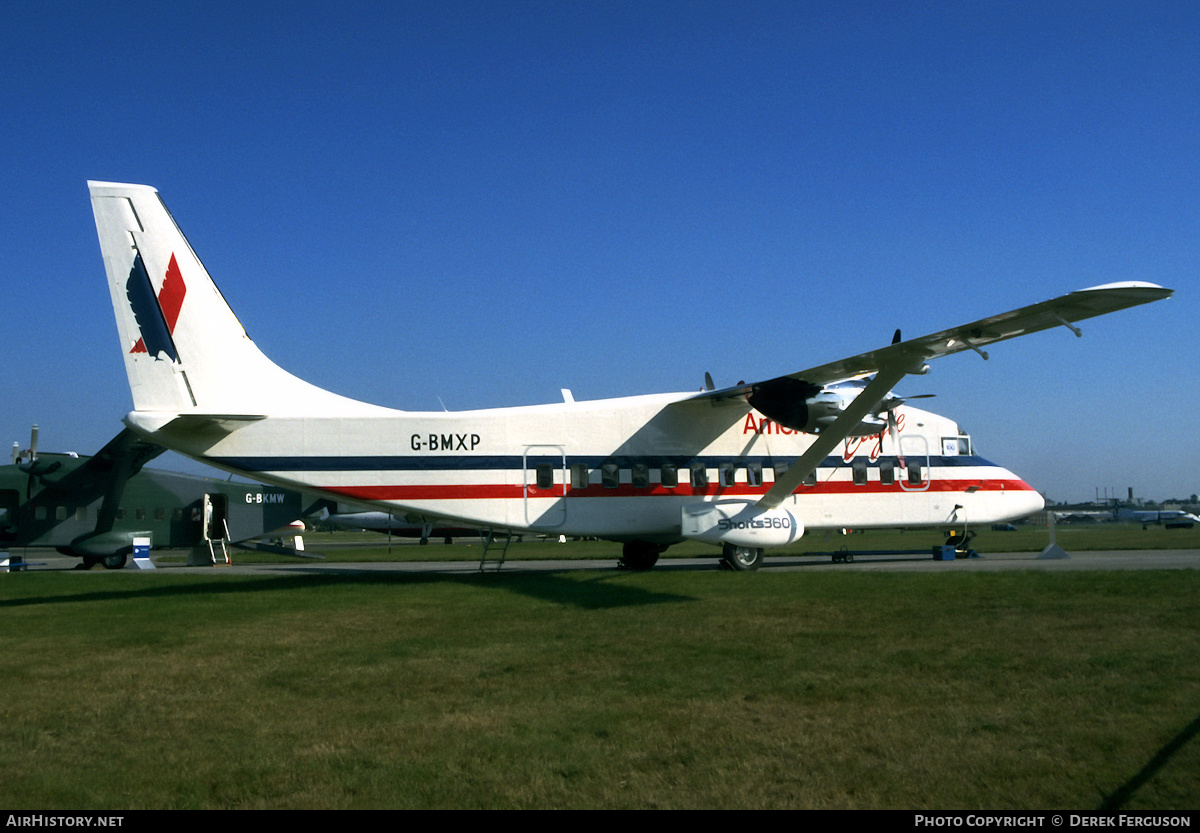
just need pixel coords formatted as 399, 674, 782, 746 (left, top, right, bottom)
0, 569, 697, 612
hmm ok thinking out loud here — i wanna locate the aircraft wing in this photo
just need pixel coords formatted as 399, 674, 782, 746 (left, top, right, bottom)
79, 429, 166, 532
87, 427, 167, 476
693, 282, 1172, 404
683, 282, 1172, 508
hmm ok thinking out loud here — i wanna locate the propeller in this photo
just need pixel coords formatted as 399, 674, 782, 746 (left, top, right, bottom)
19, 424, 38, 498
875, 394, 936, 468
17, 424, 61, 498
888, 408, 905, 468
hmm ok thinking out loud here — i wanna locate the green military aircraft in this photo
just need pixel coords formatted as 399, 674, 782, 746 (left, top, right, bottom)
1, 426, 328, 568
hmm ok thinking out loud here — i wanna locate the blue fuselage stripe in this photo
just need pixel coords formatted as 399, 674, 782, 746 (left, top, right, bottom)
209, 454, 997, 473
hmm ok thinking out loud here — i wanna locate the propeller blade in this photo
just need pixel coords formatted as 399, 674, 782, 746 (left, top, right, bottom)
888, 409, 906, 469
25, 425, 38, 498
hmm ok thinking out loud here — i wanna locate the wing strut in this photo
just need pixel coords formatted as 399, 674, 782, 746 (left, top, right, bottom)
757, 364, 912, 509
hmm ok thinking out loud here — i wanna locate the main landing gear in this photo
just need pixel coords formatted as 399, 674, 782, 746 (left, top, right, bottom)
721, 544, 763, 571
77, 552, 129, 570
618, 541, 666, 571
617, 541, 765, 571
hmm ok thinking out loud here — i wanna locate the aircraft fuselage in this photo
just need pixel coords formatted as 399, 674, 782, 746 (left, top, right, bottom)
128, 394, 1041, 545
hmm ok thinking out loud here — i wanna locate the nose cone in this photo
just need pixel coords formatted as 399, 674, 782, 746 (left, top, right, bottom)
969, 470, 1044, 524
988, 472, 1044, 523
1011, 483, 1045, 518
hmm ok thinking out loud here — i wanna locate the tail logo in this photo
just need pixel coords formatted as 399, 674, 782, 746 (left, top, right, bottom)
126, 252, 187, 361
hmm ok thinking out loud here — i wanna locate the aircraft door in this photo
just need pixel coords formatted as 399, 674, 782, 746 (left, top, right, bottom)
202, 493, 229, 541
0, 489, 19, 542
523, 445, 566, 528
898, 436, 931, 491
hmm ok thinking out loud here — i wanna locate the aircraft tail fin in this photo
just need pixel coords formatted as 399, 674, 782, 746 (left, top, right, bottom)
89, 182, 374, 417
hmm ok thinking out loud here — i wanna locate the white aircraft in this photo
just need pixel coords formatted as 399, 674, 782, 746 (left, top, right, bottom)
1115, 507, 1199, 529
321, 508, 485, 544
88, 181, 1173, 570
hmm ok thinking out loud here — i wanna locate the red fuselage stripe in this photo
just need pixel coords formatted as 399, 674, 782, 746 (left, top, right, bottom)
323, 478, 1036, 502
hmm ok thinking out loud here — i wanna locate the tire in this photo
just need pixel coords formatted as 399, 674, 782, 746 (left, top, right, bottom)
101, 552, 128, 570
619, 541, 661, 570
722, 544, 763, 571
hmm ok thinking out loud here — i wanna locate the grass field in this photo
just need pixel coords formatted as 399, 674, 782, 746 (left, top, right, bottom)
2, 560, 1198, 809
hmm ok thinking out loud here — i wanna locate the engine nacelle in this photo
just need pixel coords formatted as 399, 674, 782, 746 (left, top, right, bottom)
681, 500, 804, 548
59, 530, 142, 558
747, 377, 887, 436
802, 388, 888, 436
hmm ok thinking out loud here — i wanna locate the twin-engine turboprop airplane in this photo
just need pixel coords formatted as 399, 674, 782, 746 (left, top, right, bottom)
2, 425, 326, 568
88, 181, 1173, 570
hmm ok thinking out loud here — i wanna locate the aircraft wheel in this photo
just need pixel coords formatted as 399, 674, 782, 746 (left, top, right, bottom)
618, 542, 660, 570
101, 552, 128, 570
722, 544, 763, 571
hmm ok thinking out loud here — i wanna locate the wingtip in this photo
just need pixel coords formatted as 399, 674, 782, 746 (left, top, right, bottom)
1076, 281, 1173, 297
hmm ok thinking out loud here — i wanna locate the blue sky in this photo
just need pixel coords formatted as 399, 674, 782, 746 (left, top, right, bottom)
1, 1, 1195, 503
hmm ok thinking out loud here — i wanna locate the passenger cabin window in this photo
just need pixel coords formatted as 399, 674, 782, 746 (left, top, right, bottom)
570, 464, 589, 490
852, 459, 868, 486
154, 508, 165, 521
632, 463, 649, 489
907, 461, 923, 485
56, 506, 68, 521
719, 464, 736, 487
661, 463, 678, 488
536, 464, 554, 490
747, 463, 763, 487
879, 458, 895, 485
690, 463, 708, 488
601, 463, 620, 489
803, 469, 817, 487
